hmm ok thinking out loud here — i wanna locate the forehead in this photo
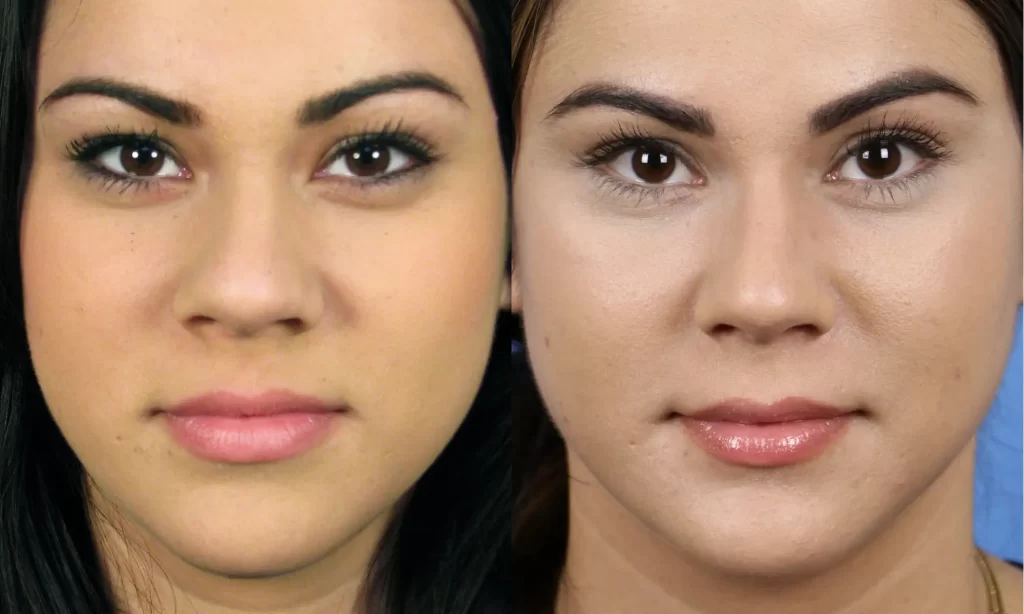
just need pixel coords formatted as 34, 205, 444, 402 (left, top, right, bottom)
525, 0, 1005, 119
38, 0, 487, 109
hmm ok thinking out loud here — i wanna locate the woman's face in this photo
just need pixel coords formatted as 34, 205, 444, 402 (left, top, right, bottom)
514, 0, 1021, 575
23, 0, 505, 597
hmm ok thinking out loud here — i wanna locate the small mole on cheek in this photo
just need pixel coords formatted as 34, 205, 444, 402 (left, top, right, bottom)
115, 435, 123, 442
954, 367, 962, 380
544, 336, 551, 348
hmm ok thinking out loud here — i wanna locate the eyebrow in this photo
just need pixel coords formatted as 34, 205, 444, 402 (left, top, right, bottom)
809, 69, 978, 134
545, 83, 716, 137
39, 71, 467, 127
41, 78, 203, 126
297, 71, 467, 125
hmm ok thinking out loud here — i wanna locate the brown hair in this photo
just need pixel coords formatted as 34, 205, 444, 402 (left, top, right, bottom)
511, 1, 1022, 613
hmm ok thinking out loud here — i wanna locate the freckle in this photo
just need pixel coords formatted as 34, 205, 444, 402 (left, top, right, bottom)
544, 336, 550, 348
954, 368, 962, 380
115, 435, 123, 442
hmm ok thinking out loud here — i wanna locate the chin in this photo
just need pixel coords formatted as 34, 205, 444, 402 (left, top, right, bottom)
649, 495, 875, 580
167, 519, 346, 578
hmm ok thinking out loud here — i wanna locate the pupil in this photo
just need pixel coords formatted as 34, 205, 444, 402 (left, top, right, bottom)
856, 139, 901, 179
121, 144, 164, 176
347, 144, 390, 177
631, 145, 675, 183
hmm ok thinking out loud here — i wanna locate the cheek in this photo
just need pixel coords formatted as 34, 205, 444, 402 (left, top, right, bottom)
514, 169, 692, 441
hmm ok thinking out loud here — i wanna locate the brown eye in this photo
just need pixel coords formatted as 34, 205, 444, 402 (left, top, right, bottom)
834, 138, 921, 182
607, 143, 696, 186
95, 141, 185, 179
321, 142, 415, 179
631, 145, 676, 183
119, 143, 166, 177
855, 139, 901, 179
344, 143, 392, 177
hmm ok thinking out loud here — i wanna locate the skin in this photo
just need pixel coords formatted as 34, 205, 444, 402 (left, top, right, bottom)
513, 0, 1022, 612
22, 1, 506, 612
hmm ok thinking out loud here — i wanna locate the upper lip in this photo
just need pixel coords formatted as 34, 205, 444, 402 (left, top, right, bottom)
162, 390, 344, 418
685, 397, 851, 424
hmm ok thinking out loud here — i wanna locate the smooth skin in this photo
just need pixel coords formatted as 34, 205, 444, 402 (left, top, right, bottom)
23, 1, 506, 612
513, 0, 1022, 612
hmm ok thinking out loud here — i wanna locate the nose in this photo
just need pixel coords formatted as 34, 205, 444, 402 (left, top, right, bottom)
694, 174, 836, 346
173, 180, 324, 339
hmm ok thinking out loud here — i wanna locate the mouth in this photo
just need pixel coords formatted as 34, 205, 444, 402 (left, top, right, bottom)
674, 397, 858, 468
157, 390, 348, 464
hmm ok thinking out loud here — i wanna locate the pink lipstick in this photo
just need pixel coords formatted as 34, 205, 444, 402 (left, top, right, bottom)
160, 390, 345, 464
677, 397, 853, 467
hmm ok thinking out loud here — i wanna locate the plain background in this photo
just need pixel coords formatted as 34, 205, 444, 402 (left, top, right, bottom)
974, 307, 1022, 564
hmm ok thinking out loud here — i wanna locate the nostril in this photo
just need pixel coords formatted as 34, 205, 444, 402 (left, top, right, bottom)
710, 323, 739, 337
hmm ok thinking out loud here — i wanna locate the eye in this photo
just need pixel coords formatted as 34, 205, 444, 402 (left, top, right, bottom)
319, 141, 418, 179
833, 138, 924, 181
605, 143, 697, 185
94, 141, 187, 179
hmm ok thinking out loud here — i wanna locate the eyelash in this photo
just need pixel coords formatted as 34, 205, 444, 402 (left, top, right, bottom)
64, 123, 439, 194
576, 116, 953, 206
830, 115, 952, 204
575, 123, 696, 204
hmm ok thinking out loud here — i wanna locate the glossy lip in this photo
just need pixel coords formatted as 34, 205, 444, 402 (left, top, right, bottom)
159, 390, 347, 464
677, 397, 855, 468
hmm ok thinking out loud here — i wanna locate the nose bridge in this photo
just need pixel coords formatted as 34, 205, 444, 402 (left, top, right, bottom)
175, 171, 321, 336
697, 167, 833, 342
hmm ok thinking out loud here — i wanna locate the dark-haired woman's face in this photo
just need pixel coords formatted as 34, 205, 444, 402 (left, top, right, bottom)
514, 0, 1021, 577
22, 0, 505, 607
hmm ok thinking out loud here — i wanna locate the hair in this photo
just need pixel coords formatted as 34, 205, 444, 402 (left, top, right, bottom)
510, 0, 1023, 612
0, 1, 512, 613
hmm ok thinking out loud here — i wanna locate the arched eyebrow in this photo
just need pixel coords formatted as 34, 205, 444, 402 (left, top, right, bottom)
808, 69, 978, 135
39, 71, 468, 127
545, 83, 715, 137
543, 69, 977, 138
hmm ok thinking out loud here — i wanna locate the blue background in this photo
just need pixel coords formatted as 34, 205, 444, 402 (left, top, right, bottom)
974, 308, 1022, 564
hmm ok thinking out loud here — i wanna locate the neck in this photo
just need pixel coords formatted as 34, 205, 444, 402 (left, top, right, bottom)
89, 484, 386, 614
558, 440, 990, 614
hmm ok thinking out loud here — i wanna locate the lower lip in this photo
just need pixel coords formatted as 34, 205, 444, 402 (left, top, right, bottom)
679, 416, 851, 467
164, 413, 338, 463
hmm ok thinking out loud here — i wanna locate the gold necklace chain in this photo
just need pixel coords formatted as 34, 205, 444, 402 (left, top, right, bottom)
974, 548, 1004, 614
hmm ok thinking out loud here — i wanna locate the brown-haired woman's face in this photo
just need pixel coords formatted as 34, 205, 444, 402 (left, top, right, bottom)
22, 0, 505, 607
514, 0, 1021, 575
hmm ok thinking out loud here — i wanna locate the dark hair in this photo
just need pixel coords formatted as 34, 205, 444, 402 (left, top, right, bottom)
0, 1, 512, 613
510, 1, 1023, 613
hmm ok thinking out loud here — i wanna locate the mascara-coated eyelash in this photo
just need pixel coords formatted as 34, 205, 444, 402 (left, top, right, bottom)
66, 128, 187, 194
315, 121, 440, 186
826, 115, 953, 204
575, 123, 702, 206
576, 124, 692, 170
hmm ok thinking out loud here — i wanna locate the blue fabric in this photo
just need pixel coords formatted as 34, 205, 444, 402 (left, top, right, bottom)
974, 307, 1023, 564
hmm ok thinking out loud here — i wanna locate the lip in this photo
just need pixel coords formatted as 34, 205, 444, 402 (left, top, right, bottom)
159, 390, 346, 464
677, 397, 854, 467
